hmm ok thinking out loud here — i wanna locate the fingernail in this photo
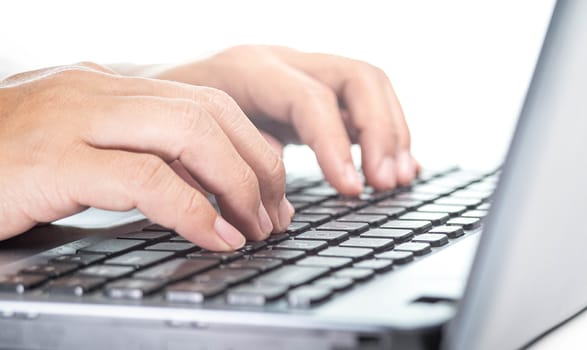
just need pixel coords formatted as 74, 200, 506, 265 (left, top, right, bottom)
214, 216, 245, 249
397, 151, 415, 184
278, 196, 293, 231
258, 203, 273, 235
378, 156, 397, 188
345, 163, 363, 192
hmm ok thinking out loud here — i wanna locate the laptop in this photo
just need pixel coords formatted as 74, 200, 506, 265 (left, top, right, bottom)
0, 1, 585, 349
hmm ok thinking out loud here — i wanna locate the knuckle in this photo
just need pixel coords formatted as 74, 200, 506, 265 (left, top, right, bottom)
131, 154, 168, 191
351, 60, 389, 84
264, 153, 286, 191
235, 165, 260, 195
304, 83, 338, 107
174, 100, 210, 136
181, 189, 205, 217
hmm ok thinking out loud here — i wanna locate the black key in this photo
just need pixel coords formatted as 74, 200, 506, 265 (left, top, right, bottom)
285, 222, 311, 234
274, 240, 327, 253
395, 192, 438, 202
434, 197, 481, 208
417, 204, 467, 217
187, 251, 244, 262
376, 198, 423, 210
144, 242, 199, 253
292, 214, 331, 226
313, 277, 354, 291
134, 258, 218, 282
428, 225, 464, 238
78, 239, 145, 256
0, 274, 47, 293
337, 214, 387, 226
21, 263, 78, 278
288, 286, 332, 308
334, 268, 374, 281
292, 202, 311, 211
193, 268, 258, 285
165, 281, 227, 303
447, 217, 482, 230
301, 206, 350, 217
255, 265, 328, 288
117, 231, 173, 241
353, 259, 394, 272
105, 278, 165, 299
339, 237, 394, 251
240, 241, 268, 253
356, 206, 406, 218
461, 210, 489, 218
51, 253, 105, 266
295, 230, 349, 244
105, 250, 173, 268
78, 265, 135, 280
227, 284, 288, 306
381, 220, 432, 233
253, 249, 306, 263
318, 247, 373, 260
413, 233, 449, 247
321, 198, 369, 209
316, 222, 369, 234
399, 212, 449, 225
45, 276, 105, 296
361, 228, 413, 243
142, 224, 170, 231
375, 251, 414, 264
169, 236, 189, 242
227, 258, 282, 272
394, 242, 431, 256
296, 256, 352, 270
266, 233, 290, 244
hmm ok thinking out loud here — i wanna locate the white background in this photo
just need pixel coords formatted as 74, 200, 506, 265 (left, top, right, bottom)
1, 0, 554, 170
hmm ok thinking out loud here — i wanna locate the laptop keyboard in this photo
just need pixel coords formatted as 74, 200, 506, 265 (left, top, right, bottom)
0, 167, 498, 308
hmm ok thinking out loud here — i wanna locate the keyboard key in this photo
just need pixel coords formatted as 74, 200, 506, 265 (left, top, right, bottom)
253, 248, 305, 262
142, 224, 170, 231
20, 263, 78, 278
375, 250, 414, 264
169, 236, 189, 242
301, 186, 338, 197
0, 275, 48, 294
287, 194, 326, 203
411, 184, 454, 195
353, 259, 394, 272
266, 233, 290, 244
301, 207, 350, 217
165, 281, 227, 303
477, 203, 491, 210
434, 197, 481, 208
318, 247, 373, 260
239, 241, 268, 253
376, 198, 422, 210
316, 222, 369, 234
360, 228, 413, 243
45, 276, 105, 296
451, 189, 492, 200
395, 192, 438, 202
274, 240, 328, 253
105, 279, 165, 299
313, 277, 354, 291
78, 239, 145, 256
417, 204, 467, 217
144, 242, 199, 253
296, 256, 353, 270
337, 214, 387, 226
321, 198, 369, 210
227, 284, 288, 306
285, 222, 311, 234
227, 258, 282, 272
193, 268, 258, 285
187, 251, 244, 262
292, 214, 331, 226
394, 242, 432, 256
292, 202, 311, 211
356, 206, 406, 218
334, 268, 374, 281
255, 265, 328, 288
78, 265, 135, 280
399, 212, 449, 225
413, 233, 449, 247
134, 258, 218, 282
339, 237, 394, 251
428, 225, 464, 238
295, 230, 349, 244
381, 220, 432, 233
288, 286, 332, 308
51, 253, 105, 266
447, 217, 482, 230
117, 231, 173, 241
461, 210, 489, 218
105, 250, 174, 268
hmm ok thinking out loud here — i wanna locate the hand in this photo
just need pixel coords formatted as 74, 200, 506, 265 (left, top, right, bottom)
152, 45, 419, 195
0, 63, 293, 250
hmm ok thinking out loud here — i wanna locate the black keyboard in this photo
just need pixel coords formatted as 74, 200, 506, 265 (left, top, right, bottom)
0, 167, 498, 309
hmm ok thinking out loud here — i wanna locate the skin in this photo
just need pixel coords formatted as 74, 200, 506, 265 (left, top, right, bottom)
0, 45, 418, 251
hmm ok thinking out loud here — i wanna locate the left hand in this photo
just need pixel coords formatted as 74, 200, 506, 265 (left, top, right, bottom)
152, 45, 419, 195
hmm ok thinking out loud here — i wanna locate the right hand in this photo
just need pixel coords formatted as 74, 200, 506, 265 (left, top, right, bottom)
0, 63, 293, 251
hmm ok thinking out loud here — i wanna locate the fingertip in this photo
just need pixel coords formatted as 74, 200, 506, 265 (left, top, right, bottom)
397, 151, 416, 185
214, 216, 246, 250
371, 156, 397, 190
342, 163, 364, 195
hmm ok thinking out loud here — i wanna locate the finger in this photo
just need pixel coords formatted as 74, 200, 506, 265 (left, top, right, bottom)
62, 146, 246, 251
271, 48, 418, 187
91, 76, 292, 232
83, 95, 273, 240
259, 130, 285, 156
